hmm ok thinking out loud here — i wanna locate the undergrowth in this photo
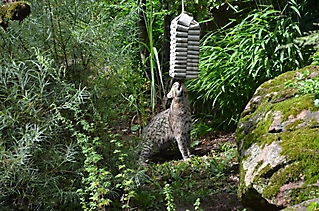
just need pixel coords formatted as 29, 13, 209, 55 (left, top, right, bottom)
125, 144, 239, 210
0, 50, 83, 210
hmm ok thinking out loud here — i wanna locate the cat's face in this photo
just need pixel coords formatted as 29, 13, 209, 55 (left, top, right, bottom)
167, 81, 185, 99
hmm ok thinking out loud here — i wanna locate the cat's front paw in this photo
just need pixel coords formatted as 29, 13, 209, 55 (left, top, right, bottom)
183, 155, 193, 161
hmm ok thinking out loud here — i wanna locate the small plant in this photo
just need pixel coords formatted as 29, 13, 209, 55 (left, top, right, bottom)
311, 51, 319, 66
75, 121, 114, 211
285, 69, 319, 107
73, 103, 144, 210
194, 198, 204, 211
191, 119, 214, 139
163, 183, 176, 211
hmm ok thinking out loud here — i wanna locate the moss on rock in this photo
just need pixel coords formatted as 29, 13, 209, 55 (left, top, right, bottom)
236, 65, 319, 210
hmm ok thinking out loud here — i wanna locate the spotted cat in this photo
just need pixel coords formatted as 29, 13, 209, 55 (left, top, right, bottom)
139, 81, 192, 165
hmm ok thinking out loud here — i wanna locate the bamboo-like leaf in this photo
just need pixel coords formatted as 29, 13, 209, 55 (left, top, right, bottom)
290, 5, 300, 18
153, 47, 165, 95
148, 13, 155, 115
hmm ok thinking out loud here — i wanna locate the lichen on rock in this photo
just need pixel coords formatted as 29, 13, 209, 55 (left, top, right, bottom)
236, 65, 319, 211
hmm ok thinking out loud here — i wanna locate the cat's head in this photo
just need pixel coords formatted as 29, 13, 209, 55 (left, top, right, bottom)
167, 81, 185, 99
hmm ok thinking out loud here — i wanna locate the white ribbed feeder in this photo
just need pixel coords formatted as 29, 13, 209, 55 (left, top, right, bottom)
169, 12, 200, 79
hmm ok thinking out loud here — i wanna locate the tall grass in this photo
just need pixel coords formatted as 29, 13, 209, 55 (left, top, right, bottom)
141, 3, 166, 115
188, 3, 308, 130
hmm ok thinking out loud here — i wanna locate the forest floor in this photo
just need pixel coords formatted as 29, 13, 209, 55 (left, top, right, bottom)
148, 131, 244, 211
177, 132, 243, 211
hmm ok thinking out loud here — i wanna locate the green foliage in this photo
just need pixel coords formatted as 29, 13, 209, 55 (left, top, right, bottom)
2, 0, 317, 210
0, 50, 83, 210
144, 6, 165, 114
296, 29, 319, 51
194, 197, 204, 211
163, 183, 176, 211
188, 3, 307, 130
0, 0, 142, 210
75, 121, 114, 210
295, 28, 319, 66
191, 118, 214, 138
167, 0, 242, 22
285, 69, 319, 107
131, 146, 238, 210
75, 117, 141, 211
308, 199, 319, 211
312, 51, 319, 65
0, 0, 138, 80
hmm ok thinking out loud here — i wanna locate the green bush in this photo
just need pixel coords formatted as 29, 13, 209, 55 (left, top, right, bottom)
0, 51, 83, 210
0, 51, 141, 210
0, 0, 143, 210
188, 4, 308, 130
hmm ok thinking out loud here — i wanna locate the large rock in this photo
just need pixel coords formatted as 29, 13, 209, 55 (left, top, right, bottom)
236, 65, 319, 211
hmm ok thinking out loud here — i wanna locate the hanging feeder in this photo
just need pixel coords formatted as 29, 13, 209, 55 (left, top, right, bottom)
169, 12, 200, 79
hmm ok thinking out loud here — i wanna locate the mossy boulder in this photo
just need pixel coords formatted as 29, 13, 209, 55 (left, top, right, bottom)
236, 65, 319, 211
0, 1, 31, 31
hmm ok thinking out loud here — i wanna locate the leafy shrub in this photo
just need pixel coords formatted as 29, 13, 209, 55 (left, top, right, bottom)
295, 27, 319, 65
0, 51, 83, 210
1, 0, 138, 83
163, 183, 176, 211
0, 0, 144, 210
188, 4, 308, 130
0, 50, 144, 210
